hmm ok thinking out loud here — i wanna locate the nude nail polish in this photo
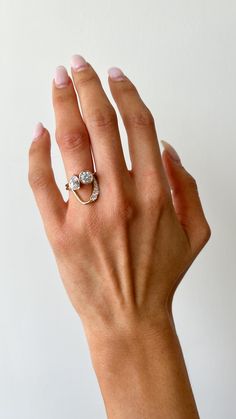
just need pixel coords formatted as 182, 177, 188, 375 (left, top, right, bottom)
54, 66, 69, 87
71, 54, 88, 71
108, 67, 125, 81
32, 122, 44, 141
161, 140, 181, 164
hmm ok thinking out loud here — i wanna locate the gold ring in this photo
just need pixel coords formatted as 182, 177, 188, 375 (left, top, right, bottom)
65, 170, 99, 205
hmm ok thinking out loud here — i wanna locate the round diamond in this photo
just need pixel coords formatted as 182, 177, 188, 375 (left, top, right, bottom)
79, 171, 94, 184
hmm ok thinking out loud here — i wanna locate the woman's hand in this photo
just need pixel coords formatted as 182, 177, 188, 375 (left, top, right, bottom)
28, 55, 211, 419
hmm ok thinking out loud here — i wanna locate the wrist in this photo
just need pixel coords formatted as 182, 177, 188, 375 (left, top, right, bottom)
82, 307, 175, 370
82, 307, 199, 419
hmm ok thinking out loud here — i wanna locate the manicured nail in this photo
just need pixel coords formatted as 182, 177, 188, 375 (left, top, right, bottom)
54, 66, 69, 88
71, 54, 88, 71
161, 140, 181, 164
108, 67, 126, 81
32, 122, 44, 141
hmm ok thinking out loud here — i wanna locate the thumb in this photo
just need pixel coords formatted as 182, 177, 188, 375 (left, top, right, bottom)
161, 140, 211, 253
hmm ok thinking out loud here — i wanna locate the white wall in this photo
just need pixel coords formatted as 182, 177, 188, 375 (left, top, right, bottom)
0, 0, 235, 418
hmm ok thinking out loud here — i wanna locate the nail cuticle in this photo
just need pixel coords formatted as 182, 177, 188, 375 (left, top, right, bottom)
54, 81, 70, 88
108, 67, 125, 81
72, 64, 88, 72
112, 76, 126, 81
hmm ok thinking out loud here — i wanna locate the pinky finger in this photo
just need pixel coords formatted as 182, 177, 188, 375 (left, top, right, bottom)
28, 123, 66, 231
161, 140, 211, 254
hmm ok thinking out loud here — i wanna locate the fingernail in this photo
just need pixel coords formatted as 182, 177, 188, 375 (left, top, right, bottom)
161, 140, 181, 164
108, 67, 126, 81
32, 122, 44, 141
54, 66, 69, 88
71, 54, 88, 72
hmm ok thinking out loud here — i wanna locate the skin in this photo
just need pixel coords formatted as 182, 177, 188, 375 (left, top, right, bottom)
28, 59, 211, 419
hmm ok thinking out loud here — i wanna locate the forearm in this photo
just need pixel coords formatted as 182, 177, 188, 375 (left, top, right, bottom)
84, 312, 199, 419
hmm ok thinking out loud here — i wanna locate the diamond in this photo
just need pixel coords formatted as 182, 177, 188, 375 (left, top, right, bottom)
90, 178, 99, 201
69, 175, 80, 190
79, 171, 94, 184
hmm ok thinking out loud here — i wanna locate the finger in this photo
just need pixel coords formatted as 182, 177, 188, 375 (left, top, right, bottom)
52, 66, 94, 180
28, 123, 66, 230
70, 55, 128, 179
108, 67, 166, 183
161, 141, 211, 253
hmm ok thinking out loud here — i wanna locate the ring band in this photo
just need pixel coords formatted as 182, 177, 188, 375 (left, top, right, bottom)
65, 170, 100, 205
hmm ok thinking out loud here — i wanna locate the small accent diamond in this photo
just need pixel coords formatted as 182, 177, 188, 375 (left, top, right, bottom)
90, 178, 99, 201
79, 171, 94, 184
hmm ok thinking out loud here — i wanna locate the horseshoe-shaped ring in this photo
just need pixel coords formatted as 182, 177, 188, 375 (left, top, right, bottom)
65, 170, 100, 205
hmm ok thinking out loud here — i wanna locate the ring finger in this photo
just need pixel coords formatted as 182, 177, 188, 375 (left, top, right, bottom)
52, 66, 94, 192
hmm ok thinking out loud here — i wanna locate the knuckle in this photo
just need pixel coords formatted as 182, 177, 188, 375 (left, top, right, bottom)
28, 169, 49, 190
119, 81, 137, 94
76, 72, 99, 87
29, 140, 47, 158
124, 106, 155, 128
87, 105, 118, 129
193, 221, 212, 253
185, 172, 198, 189
201, 221, 212, 244
142, 187, 170, 213
56, 130, 88, 152
53, 89, 73, 106
110, 195, 135, 223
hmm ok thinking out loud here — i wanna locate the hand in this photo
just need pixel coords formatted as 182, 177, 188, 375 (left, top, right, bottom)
28, 55, 211, 419
28, 56, 210, 331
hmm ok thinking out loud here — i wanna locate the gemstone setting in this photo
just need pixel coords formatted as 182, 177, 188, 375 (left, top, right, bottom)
68, 175, 80, 190
66, 171, 99, 204
79, 171, 94, 184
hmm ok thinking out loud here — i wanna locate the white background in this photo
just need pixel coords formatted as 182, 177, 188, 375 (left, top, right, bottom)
0, 0, 235, 418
